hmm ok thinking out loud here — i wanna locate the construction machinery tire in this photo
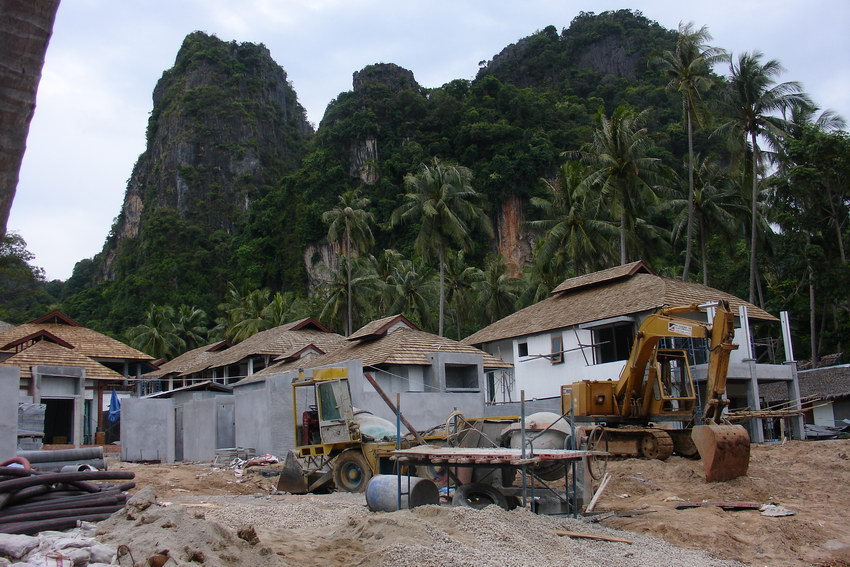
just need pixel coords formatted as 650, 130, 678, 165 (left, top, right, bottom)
585, 426, 609, 480
332, 450, 372, 493
639, 430, 674, 460
451, 482, 509, 510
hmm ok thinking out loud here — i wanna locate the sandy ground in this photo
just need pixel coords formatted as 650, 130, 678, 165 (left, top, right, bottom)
108, 439, 850, 567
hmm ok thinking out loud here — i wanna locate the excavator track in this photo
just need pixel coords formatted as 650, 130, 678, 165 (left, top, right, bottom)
639, 429, 674, 460
583, 427, 674, 461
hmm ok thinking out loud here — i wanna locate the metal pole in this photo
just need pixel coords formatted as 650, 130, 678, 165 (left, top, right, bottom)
520, 389, 527, 508
396, 393, 402, 512
570, 396, 577, 518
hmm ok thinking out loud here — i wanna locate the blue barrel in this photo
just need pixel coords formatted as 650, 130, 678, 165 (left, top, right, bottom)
365, 475, 439, 512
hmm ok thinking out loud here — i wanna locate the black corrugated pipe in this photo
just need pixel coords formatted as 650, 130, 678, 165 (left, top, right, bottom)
1, 493, 123, 515
0, 504, 125, 525
0, 471, 134, 493
0, 512, 116, 535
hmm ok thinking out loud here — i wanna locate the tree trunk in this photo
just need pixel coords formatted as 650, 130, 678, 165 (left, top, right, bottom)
619, 209, 627, 265
682, 104, 695, 280
0, 0, 60, 239
700, 221, 708, 286
438, 244, 445, 337
808, 261, 818, 365
345, 232, 352, 336
748, 132, 760, 305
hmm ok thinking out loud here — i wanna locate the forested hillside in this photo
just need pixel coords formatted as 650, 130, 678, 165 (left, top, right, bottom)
3, 10, 847, 363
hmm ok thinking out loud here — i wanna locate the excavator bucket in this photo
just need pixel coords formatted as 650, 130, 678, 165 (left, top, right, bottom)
276, 450, 309, 494
691, 424, 751, 482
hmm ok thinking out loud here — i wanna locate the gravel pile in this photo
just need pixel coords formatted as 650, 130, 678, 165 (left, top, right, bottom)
178, 492, 745, 567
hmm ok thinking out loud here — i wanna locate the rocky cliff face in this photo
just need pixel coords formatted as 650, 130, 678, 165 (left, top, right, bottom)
100, 32, 312, 280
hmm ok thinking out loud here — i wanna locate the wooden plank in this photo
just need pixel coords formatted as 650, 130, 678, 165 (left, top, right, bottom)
552, 530, 632, 544
585, 472, 612, 513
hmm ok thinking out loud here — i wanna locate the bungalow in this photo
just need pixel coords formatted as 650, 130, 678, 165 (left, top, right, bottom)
163, 317, 346, 385
761, 363, 850, 431
0, 311, 156, 446
462, 261, 805, 442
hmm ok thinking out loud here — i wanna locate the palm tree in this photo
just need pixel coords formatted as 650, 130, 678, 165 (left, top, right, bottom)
391, 158, 493, 336
667, 155, 745, 285
655, 22, 726, 280
474, 256, 519, 326
369, 249, 406, 317
528, 161, 617, 277
262, 291, 304, 327
319, 255, 379, 332
716, 51, 809, 304
126, 305, 185, 359
322, 190, 375, 335
387, 260, 436, 331
174, 305, 209, 350
567, 106, 668, 265
225, 288, 273, 342
443, 250, 483, 340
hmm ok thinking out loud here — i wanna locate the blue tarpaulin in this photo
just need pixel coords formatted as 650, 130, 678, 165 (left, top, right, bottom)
108, 388, 121, 423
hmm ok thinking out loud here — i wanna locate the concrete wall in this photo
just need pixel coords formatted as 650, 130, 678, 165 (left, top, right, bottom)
0, 367, 18, 460
233, 374, 295, 458
120, 398, 173, 462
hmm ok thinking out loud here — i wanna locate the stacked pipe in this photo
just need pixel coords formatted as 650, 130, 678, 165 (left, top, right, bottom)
17, 447, 107, 472
0, 466, 135, 535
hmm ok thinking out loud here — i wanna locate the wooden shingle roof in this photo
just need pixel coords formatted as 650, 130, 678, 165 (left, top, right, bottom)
0, 314, 154, 362
347, 314, 418, 341
142, 341, 230, 379
179, 318, 346, 375
245, 327, 512, 384
463, 271, 777, 346
0, 341, 124, 380
551, 260, 653, 294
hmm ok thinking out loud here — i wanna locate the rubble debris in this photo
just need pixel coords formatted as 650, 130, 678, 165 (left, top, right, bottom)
759, 504, 795, 517
674, 501, 760, 511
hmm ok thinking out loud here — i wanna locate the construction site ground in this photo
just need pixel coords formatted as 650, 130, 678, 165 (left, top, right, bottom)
109, 439, 850, 567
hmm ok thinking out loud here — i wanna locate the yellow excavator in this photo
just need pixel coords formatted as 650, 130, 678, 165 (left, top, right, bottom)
562, 300, 750, 481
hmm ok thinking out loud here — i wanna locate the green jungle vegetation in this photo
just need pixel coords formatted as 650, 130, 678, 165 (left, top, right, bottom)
2, 10, 848, 364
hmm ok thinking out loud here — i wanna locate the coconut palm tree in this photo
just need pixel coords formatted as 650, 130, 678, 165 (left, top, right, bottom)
667, 155, 745, 285
715, 51, 809, 304
391, 158, 492, 336
443, 250, 483, 340
567, 106, 668, 265
528, 161, 617, 277
126, 305, 185, 360
173, 305, 209, 351
387, 260, 436, 331
319, 256, 379, 333
322, 190, 375, 335
474, 256, 520, 326
655, 22, 726, 280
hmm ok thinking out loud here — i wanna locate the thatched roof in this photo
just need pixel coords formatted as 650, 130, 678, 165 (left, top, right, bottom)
463, 268, 777, 346
0, 311, 154, 362
244, 326, 512, 385
0, 341, 124, 380
142, 341, 230, 379
179, 318, 345, 376
761, 365, 850, 403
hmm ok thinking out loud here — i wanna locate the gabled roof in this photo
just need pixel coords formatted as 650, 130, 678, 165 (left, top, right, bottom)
179, 319, 346, 375
463, 270, 777, 346
0, 341, 124, 380
347, 314, 418, 341
2, 329, 75, 351
551, 260, 653, 294
244, 326, 512, 384
142, 340, 231, 379
274, 343, 326, 362
0, 312, 154, 362
143, 380, 233, 398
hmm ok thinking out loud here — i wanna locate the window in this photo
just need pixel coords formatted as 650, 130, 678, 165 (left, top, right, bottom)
593, 323, 634, 364
550, 335, 564, 364
517, 342, 529, 357
445, 364, 478, 390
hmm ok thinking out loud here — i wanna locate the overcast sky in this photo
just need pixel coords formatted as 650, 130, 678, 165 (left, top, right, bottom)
8, 0, 850, 281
